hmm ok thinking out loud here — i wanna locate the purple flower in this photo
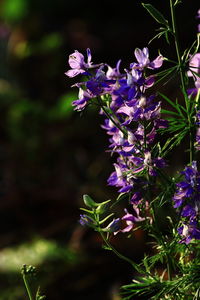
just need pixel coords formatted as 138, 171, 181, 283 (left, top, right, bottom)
130, 191, 143, 204
121, 207, 145, 232
173, 161, 200, 243
106, 60, 123, 80
187, 53, 200, 95
72, 88, 93, 111
104, 218, 121, 234
79, 214, 95, 226
131, 47, 163, 70
107, 163, 133, 193
65, 48, 101, 78
178, 220, 200, 244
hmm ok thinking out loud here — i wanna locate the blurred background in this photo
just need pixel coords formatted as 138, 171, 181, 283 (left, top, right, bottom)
0, 0, 199, 299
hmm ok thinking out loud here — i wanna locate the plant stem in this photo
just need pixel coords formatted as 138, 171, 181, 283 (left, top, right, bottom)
169, 0, 186, 93
170, 0, 195, 163
22, 274, 34, 300
99, 231, 137, 268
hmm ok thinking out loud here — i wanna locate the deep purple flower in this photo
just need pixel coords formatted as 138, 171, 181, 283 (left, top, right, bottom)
104, 218, 121, 234
86, 66, 114, 96
130, 191, 143, 204
173, 161, 200, 243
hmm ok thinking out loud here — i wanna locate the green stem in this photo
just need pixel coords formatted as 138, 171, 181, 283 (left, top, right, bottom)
169, 0, 186, 93
170, 0, 195, 163
99, 231, 137, 268
22, 274, 34, 300
94, 211, 142, 272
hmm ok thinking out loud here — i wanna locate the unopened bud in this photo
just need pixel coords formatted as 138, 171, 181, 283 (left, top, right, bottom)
83, 194, 98, 208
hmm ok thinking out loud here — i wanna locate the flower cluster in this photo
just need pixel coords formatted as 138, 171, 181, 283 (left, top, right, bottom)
173, 161, 200, 244
66, 47, 167, 232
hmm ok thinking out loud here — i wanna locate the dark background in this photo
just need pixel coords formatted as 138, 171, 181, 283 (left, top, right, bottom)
0, 0, 199, 299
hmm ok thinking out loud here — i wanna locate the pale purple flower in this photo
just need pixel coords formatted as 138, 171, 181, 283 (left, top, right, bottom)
121, 207, 145, 232
187, 53, 200, 94
131, 47, 163, 70
65, 48, 101, 77
106, 60, 123, 80
72, 88, 93, 111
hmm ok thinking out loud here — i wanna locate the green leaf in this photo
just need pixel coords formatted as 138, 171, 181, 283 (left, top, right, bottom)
158, 92, 186, 118
161, 109, 180, 117
160, 130, 187, 157
174, 0, 182, 6
110, 192, 129, 209
142, 3, 169, 26
148, 30, 166, 44
102, 244, 112, 251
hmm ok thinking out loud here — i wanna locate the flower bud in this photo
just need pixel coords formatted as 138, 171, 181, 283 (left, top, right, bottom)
103, 218, 120, 233
83, 194, 98, 208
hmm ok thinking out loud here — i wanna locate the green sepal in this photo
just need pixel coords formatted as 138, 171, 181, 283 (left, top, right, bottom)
99, 213, 114, 225
96, 199, 111, 214
80, 207, 94, 214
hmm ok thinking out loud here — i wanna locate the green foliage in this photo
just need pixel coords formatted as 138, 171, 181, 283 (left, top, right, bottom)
141, 3, 169, 26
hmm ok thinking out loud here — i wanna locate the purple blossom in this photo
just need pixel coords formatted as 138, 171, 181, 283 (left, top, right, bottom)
131, 47, 163, 70
104, 218, 121, 234
178, 220, 200, 244
106, 60, 123, 80
121, 207, 145, 232
79, 214, 95, 226
66, 47, 167, 237
173, 161, 200, 243
65, 48, 101, 78
187, 53, 200, 95
86, 66, 113, 96
107, 162, 133, 193
72, 88, 93, 111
